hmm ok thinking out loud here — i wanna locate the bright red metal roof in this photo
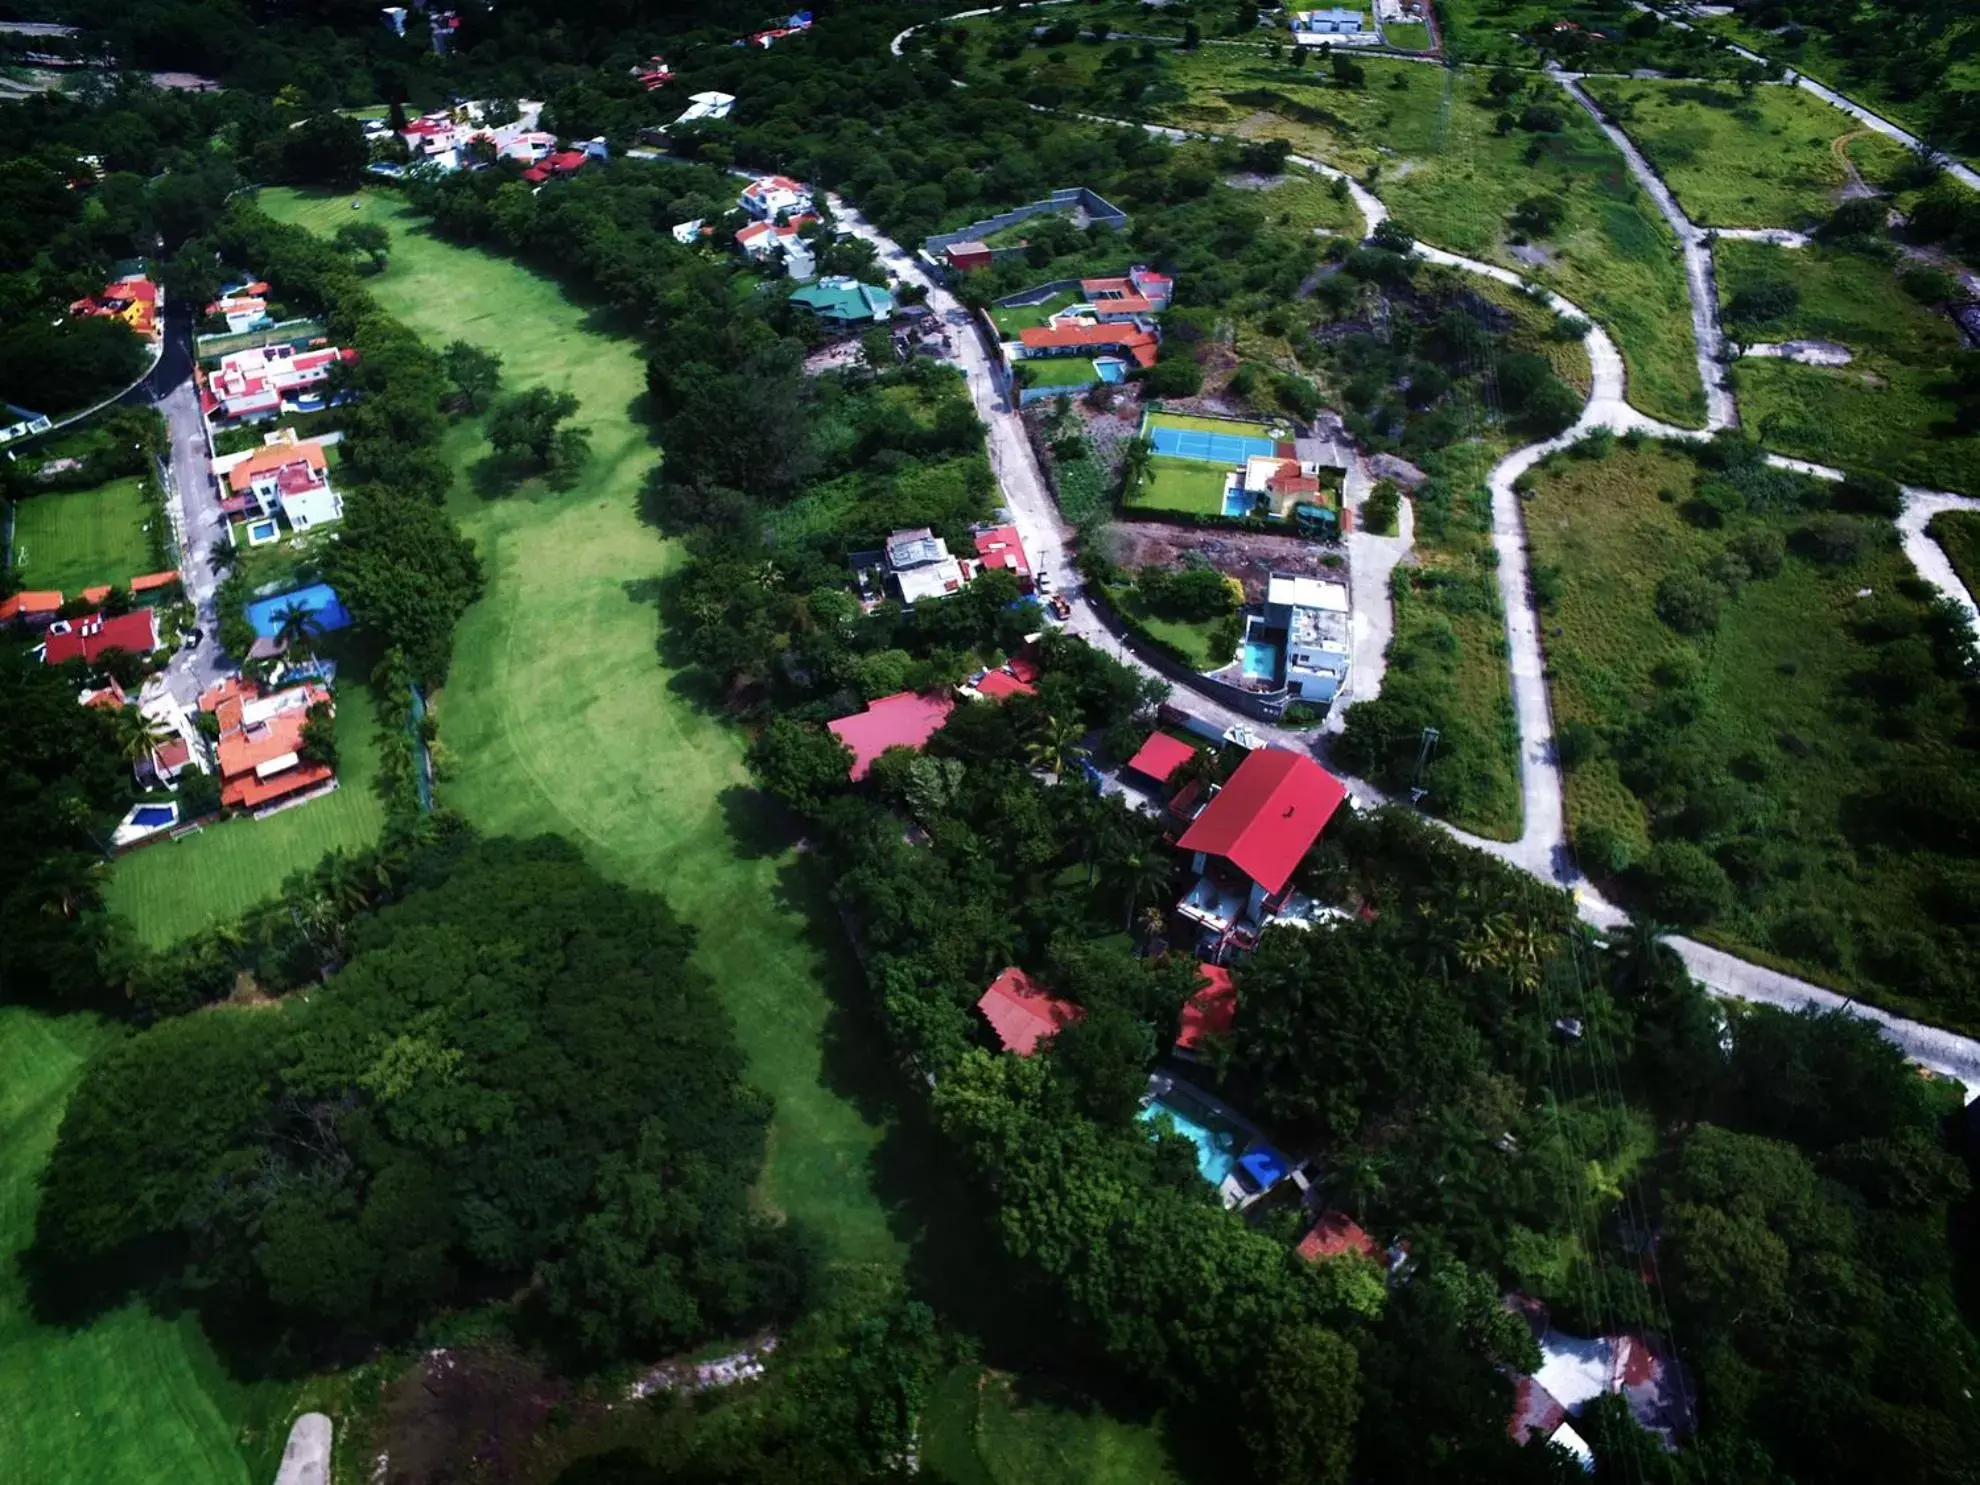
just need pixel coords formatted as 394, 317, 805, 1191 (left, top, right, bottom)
1176, 963, 1235, 1050
826, 690, 955, 780
977, 966, 1083, 1057
1125, 731, 1196, 786
1175, 748, 1345, 897
41, 610, 158, 666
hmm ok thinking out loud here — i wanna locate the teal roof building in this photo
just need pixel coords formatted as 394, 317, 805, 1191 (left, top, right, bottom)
790, 275, 895, 324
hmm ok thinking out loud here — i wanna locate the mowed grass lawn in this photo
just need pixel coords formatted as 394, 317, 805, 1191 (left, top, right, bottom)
10, 477, 155, 594
1582, 78, 1914, 228
1133, 455, 1231, 515
989, 291, 1076, 334
1026, 356, 1105, 388
1527, 442, 1978, 1016
256, 187, 900, 1273
104, 673, 389, 947
1716, 239, 1980, 493
0, 1009, 301, 1485
921, 1367, 1186, 1485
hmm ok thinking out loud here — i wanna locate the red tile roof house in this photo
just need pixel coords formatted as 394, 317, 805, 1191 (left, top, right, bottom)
971, 523, 1032, 590
1297, 1211, 1382, 1265
203, 677, 336, 812
1174, 962, 1235, 1060
0, 590, 65, 628
977, 966, 1084, 1056
827, 690, 956, 781
1015, 319, 1158, 370
521, 149, 589, 184
40, 609, 161, 668
1079, 266, 1176, 320
1174, 747, 1347, 951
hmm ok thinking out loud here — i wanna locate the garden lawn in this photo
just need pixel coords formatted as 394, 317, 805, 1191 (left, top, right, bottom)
1929, 510, 1980, 599
1380, 21, 1431, 50
256, 187, 900, 1274
1526, 441, 1980, 1025
0, 1008, 304, 1485
1581, 78, 1914, 228
9, 476, 155, 593
1025, 356, 1105, 389
989, 291, 1077, 334
1133, 455, 1231, 516
104, 671, 390, 947
920, 1367, 1186, 1485
1716, 239, 1980, 493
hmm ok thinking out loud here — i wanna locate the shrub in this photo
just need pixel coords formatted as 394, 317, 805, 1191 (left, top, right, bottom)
1362, 480, 1400, 535
1730, 526, 1784, 577
1655, 572, 1721, 634
1792, 512, 1882, 566
1555, 719, 1600, 768
1142, 356, 1203, 398
1575, 819, 1633, 877
1519, 104, 1565, 133
1726, 280, 1799, 325
1822, 197, 1886, 241
1370, 218, 1415, 254
1899, 266, 1960, 304
1640, 841, 1732, 924
1832, 471, 1903, 518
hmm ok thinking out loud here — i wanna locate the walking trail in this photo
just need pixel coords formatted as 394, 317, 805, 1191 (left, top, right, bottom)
878, 10, 1980, 1087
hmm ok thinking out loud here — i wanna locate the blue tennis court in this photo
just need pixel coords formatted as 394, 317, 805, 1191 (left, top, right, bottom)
1148, 424, 1280, 465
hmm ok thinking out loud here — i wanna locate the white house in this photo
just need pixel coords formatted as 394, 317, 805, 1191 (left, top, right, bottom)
739, 173, 813, 221
885, 527, 970, 605
675, 91, 736, 125
1266, 574, 1351, 703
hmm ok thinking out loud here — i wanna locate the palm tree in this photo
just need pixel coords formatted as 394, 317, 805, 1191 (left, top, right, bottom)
1610, 916, 1681, 998
272, 601, 323, 658
1334, 1153, 1389, 1225
1106, 846, 1175, 934
112, 707, 172, 769
1025, 715, 1087, 779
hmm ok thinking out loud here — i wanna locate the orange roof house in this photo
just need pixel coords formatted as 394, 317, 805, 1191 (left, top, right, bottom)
226, 439, 328, 494
1017, 321, 1158, 368
71, 275, 158, 340
0, 590, 64, 626
211, 679, 335, 810
1298, 1211, 1381, 1265
977, 967, 1084, 1056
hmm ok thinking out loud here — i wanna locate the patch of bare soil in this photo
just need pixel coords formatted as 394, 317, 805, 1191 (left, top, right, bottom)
1108, 523, 1346, 602
378, 1347, 578, 1485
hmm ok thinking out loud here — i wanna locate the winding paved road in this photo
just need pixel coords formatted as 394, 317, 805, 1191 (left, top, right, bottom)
867, 22, 1980, 1088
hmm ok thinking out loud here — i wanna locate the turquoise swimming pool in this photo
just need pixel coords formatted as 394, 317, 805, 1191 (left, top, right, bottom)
1242, 637, 1280, 681
1139, 1093, 1241, 1186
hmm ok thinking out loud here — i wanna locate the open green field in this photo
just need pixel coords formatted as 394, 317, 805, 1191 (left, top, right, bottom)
257, 186, 901, 1275
1131, 454, 1230, 516
0, 1008, 302, 1485
1581, 77, 1914, 228
1527, 441, 1980, 1020
921, 1367, 1185, 1485
958, 32, 1705, 426
1716, 239, 1980, 493
1380, 21, 1431, 50
1930, 510, 1980, 599
1253, 165, 1366, 235
1689, 12, 1980, 174
9, 476, 155, 593
104, 672, 390, 947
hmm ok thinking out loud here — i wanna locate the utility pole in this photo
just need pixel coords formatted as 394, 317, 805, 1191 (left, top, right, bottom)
1409, 725, 1439, 806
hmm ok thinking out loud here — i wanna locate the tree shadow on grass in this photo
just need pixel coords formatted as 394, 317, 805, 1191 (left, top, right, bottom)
716, 784, 792, 863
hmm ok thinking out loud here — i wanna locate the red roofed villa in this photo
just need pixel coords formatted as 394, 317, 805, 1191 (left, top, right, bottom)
209, 679, 336, 811
971, 523, 1031, 588
1079, 266, 1175, 319
977, 966, 1084, 1056
1175, 962, 1235, 1058
41, 609, 161, 667
826, 690, 955, 781
1175, 747, 1347, 948
1016, 320, 1158, 369
521, 149, 589, 184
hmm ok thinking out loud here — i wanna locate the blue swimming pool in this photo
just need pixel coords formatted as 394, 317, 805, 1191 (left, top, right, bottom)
1222, 487, 1259, 518
246, 581, 352, 639
1139, 1095, 1240, 1186
1094, 358, 1126, 384
131, 804, 177, 828
1242, 638, 1280, 680
247, 519, 279, 543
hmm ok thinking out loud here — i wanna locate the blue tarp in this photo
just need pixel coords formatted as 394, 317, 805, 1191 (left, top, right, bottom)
245, 582, 352, 639
1239, 1145, 1291, 1190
